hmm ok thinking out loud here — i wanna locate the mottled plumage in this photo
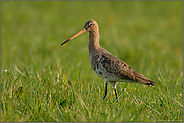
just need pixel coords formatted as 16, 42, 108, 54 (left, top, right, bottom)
61, 20, 155, 102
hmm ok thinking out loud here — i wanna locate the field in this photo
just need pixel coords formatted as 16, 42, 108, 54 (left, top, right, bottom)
1, 1, 183, 122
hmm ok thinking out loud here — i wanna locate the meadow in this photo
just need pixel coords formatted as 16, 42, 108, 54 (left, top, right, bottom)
1, 1, 183, 122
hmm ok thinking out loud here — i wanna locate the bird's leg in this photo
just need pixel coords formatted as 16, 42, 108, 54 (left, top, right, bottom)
109, 82, 118, 102
103, 82, 108, 100
114, 88, 119, 102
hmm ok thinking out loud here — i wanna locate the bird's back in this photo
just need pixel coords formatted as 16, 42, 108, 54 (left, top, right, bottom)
90, 47, 154, 86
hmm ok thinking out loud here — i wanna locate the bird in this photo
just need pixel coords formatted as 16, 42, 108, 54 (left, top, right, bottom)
61, 20, 155, 102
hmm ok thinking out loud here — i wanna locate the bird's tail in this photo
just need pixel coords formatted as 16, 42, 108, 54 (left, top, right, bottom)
133, 71, 155, 86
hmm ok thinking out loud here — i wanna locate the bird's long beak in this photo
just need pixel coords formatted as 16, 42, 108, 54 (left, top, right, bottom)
61, 28, 87, 45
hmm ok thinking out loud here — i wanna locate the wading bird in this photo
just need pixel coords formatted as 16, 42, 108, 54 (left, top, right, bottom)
61, 20, 155, 102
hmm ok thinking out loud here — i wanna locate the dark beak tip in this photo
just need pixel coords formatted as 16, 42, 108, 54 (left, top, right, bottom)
61, 39, 69, 46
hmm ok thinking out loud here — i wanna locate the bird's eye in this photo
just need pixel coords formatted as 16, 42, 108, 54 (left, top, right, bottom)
88, 23, 93, 27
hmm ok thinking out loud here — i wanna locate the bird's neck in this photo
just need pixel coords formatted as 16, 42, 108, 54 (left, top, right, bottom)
88, 31, 100, 55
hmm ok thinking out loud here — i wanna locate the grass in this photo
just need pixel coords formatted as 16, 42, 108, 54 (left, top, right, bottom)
1, 1, 183, 122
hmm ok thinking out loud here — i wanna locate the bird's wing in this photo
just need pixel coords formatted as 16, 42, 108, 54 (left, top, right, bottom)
101, 50, 155, 86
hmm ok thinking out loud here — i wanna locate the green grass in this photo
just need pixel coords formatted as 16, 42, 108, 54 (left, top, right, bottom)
1, 1, 183, 122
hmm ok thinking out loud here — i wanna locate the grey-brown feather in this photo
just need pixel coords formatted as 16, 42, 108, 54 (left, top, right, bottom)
91, 47, 155, 86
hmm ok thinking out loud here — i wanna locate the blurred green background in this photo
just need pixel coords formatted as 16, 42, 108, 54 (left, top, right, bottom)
1, 1, 183, 122
2, 1, 182, 70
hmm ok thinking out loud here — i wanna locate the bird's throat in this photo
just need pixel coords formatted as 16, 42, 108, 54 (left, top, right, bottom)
88, 31, 100, 54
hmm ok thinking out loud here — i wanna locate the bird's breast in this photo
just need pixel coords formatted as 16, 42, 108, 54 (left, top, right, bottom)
89, 52, 120, 81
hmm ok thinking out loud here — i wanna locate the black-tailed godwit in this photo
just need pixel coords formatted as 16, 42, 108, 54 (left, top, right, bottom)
61, 20, 155, 102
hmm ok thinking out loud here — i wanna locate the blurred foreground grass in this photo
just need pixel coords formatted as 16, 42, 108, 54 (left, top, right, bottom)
1, 1, 183, 122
